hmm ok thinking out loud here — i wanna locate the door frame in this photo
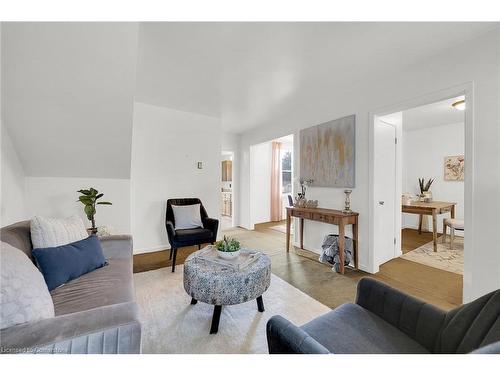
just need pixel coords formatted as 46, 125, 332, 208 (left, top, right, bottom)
368, 82, 474, 285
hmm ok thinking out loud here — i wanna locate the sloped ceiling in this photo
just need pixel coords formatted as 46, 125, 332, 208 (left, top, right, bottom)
1, 23, 139, 178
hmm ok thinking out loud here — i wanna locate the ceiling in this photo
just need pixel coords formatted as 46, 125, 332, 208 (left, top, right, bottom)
403, 96, 465, 131
2, 23, 139, 178
135, 22, 495, 133
2, 22, 496, 178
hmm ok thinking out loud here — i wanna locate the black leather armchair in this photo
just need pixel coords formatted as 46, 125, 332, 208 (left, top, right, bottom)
165, 198, 219, 272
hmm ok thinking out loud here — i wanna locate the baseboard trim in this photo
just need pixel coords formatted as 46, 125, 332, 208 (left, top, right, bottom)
134, 244, 170, 255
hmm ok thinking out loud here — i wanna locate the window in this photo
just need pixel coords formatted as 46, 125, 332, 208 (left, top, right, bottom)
281, 150, 292, 194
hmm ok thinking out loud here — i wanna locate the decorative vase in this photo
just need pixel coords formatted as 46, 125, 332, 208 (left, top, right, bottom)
423, 191, 433, 202
295, 196, 307, 207
402, 193, 413, 206
217, 250, 241, 260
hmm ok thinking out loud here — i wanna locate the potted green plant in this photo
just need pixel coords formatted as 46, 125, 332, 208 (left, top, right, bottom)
77, 187, 112, 233
215, 236, 241, 260
418, 178, 434, 202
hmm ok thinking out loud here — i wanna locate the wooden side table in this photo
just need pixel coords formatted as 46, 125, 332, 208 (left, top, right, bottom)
286, 206, 359, 274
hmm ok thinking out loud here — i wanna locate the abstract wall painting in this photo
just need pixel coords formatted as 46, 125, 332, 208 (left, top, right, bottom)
444, 155, 465, 181
300, 115, 355, 188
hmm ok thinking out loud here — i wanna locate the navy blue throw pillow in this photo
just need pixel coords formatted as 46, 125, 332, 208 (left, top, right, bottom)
32, 235, 107, 291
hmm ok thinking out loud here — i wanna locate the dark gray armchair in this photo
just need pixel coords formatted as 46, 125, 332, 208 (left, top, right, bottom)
165, 198, 218, 272
267, 277, 500, 354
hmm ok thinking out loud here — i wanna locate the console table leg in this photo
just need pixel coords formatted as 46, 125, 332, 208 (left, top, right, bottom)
210, 305, 222, 334
353, 219, 359, 270
300, 218, 304, 249
256, 296, 265, 312
286, 212, 291, 252
338, 221, 345, 274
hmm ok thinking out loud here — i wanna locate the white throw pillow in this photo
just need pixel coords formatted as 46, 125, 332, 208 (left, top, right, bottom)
0, 242, 55, 329
172, 204, 204, 230
30, 215, 88, 249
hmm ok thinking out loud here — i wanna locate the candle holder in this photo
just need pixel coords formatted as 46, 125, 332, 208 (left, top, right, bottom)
343, 190, 352, 214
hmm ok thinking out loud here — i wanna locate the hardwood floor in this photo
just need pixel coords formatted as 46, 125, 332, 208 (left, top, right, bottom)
401, 227, 441, 254
133, 223, 462, 310
133, 245, 204, 273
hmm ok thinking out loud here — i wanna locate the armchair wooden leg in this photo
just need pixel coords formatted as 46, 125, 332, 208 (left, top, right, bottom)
169, 248, 173, 260
171, 247, 178, 272
198, 244, 201, 250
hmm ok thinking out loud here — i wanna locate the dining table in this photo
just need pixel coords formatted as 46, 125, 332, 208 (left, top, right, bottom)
401, 200, 456, 252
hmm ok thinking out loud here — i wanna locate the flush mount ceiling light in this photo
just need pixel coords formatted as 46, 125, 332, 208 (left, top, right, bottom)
452, 99, 465, 111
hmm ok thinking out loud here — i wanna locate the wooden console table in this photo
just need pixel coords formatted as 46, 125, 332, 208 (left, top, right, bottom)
402, 201, 456, 252
286, 206, 359, 274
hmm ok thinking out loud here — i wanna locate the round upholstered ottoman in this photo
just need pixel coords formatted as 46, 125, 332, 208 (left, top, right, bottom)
183, 249, 271, 334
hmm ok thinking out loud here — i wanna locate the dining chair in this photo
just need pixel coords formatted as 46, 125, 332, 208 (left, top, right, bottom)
442, 218, 464, 249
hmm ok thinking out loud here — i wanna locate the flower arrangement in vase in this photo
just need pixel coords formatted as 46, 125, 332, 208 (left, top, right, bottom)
295, 178, 314, 207
418, 178, 434, 202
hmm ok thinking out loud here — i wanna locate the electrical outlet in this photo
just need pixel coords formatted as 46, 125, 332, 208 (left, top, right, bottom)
197, 162, 203, 169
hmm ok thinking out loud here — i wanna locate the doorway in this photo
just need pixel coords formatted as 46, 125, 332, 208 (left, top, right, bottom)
370, 85, 473, 303
249, 134, 294, 230
220, 151, 234, 230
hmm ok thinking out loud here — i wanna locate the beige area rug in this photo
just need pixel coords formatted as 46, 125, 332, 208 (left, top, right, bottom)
134, 266, 330, 354
401, 237, 464, 275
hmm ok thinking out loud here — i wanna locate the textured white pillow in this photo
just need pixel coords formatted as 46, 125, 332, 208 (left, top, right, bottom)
1, 242, 55, 329
30, 215, 88, 249
172, 204, 204, 230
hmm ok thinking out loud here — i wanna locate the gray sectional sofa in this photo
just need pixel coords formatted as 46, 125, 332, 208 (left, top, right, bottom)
0, 221, 142, 354
267, 277, 500, 354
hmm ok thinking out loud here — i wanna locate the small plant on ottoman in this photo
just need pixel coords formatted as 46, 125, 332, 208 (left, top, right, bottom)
215, 236, 241, 259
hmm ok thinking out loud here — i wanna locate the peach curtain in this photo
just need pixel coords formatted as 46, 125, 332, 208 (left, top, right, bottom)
270, 141, 282, 222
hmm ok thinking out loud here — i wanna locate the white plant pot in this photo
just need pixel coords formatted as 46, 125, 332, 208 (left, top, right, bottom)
217, 249, 241, 260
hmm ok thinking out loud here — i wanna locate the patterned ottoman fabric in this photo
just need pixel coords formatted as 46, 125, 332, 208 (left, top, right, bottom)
183, 250, 271, 306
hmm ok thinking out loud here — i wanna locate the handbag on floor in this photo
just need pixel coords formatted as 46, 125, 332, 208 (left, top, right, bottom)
319, 234, 353, 273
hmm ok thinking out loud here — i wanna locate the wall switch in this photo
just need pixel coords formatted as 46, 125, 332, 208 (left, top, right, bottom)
197, 162, 203, 169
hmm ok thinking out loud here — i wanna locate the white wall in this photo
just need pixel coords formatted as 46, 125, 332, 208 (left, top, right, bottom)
25, 177, 131, 234
249, 141, 272, 226
0, 24, 27, 227
237, 28, 500, 302
131, 102, 221, 253
0, 23, 27, 227
403, 122, 465, 234
1, 125, 27, 226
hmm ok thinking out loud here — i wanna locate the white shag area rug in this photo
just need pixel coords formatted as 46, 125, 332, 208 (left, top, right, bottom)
401, 237, 464, 275
134, 265, 330, 354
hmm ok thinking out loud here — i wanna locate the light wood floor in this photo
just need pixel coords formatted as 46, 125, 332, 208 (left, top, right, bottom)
133, 223, 462, 311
